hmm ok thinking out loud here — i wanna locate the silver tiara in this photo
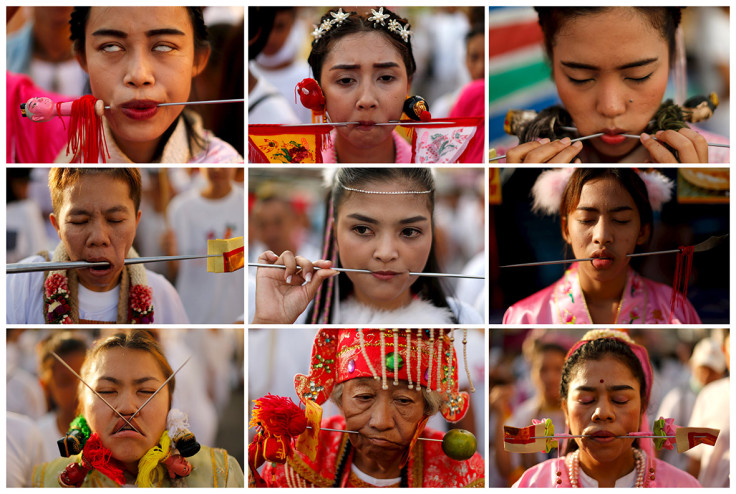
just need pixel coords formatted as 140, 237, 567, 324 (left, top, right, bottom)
312, 7, 412, 43
341, 185, 432, 195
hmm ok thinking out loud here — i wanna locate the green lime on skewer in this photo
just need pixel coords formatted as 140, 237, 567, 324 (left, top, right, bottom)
441, 429, 477, 461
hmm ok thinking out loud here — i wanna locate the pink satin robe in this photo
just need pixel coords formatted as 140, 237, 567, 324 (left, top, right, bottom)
503, 263, 701, 324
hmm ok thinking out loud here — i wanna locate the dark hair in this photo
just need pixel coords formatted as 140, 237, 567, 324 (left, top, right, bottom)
307, 168, 458, 323
49, 168, 142, 215
37, 331, 89, 410
560, 337, 648, 453
308, 8, 417, 84
69, 7, 210, 159
80, 330, 174, 409
534, 341, 567, 359
560, 168, 653, 245
535, 7, 682, 65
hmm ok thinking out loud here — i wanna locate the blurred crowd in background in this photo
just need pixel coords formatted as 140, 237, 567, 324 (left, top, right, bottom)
489, 328, 730, 487
7, 328, 244, 487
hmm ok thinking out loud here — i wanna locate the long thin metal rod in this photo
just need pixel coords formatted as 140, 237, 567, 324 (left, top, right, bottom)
514, 434, 675, 440
501, 234, 727, 268
500, 250, 680, 268
51, 351, 141, 434
309, 426, 443, 442
122, 356, 191, 431
489, 133, 604, 162
560, 126, 730, 148
104, 98, 244, 110
277, 120, 459, 128
249, 262, 484, 279
7, 254, 220, 273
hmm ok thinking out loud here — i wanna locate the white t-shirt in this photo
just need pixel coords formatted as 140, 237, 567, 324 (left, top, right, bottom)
7, 199, 49, 263
248, 69, 300, 125
168, 186, 245, 324
687, 377, 730, 487
7, 412, 46, 487
37, 412, 64, 463
6, 254, 189, 324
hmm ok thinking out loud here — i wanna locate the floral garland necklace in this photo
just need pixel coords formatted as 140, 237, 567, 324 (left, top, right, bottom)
43, 244, 154, 324
567, 448, 646, 488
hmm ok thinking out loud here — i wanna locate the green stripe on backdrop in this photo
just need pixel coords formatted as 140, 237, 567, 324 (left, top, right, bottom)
489, 60, 552, 103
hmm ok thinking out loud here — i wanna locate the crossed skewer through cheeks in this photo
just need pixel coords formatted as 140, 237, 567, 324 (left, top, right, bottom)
51, 352, 191, 435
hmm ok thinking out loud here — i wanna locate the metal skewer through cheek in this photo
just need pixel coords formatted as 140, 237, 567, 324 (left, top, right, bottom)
309, 426, 443, 442
489, 133, 604, 162
116, 356, 192, 434
249, 262, 484, 279
51, 351, 141, 434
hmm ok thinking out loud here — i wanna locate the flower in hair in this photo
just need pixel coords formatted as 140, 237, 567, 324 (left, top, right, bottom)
388, 19, 412, 42
330, 8, 350, 26
368, 7, 390, 27
311, 24, 326, 40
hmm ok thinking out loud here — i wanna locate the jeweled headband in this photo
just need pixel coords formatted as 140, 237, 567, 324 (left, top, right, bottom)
311, 7, 413, 44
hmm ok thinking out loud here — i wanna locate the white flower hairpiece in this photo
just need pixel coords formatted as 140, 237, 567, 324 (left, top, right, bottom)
312, 7, 412, 44
388, 18, 412, 42
368, 7, 391, 27
531, 168, 673, 215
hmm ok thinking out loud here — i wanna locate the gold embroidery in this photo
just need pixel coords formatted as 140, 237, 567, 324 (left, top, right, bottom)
210, 447, 218, 487
464, 478, 485, 487
412, 440, 424, 486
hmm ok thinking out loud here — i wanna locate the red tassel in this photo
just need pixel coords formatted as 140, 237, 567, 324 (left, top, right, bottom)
64, 95, 109, 163
670, 245, 694, 323
81, 433, 126, 486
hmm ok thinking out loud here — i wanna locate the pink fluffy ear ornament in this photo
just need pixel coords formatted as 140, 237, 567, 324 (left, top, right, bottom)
531, 168, 673, 215
20, 95, 109, 163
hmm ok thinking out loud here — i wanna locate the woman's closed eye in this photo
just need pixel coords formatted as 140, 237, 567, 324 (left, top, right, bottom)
567, 76, 593, 85
626, 73, 653, 83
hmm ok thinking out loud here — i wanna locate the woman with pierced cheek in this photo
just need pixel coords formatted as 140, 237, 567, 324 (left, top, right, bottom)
502, 7, 728, 163
255, 329, 485, 487
513, 330, 701, 488
66, 6, 241, 163
253, 168, 483, 325
6, 168, 188, 324
32, 330, 244, 487
503, 168, 701, 324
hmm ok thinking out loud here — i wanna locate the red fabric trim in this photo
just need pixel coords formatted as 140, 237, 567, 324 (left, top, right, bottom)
489, 21, 544, 58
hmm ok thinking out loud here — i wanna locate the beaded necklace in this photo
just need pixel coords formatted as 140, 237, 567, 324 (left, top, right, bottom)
567, 448, 647, 488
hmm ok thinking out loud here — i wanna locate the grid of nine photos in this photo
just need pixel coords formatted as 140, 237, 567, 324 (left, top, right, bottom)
3, 2, 732, 491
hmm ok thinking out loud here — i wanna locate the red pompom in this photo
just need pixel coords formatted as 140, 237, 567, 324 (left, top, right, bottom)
251, 394, 307, 438
58, 462, 91, 487
295, 79, 325, 112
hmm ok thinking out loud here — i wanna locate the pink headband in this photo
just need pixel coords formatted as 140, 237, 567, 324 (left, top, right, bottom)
565, 332, 653, 404
531, 168, 673, 216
